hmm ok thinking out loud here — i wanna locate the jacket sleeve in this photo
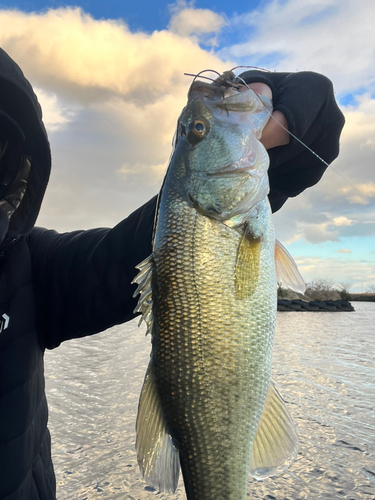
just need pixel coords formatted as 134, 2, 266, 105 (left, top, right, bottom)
239, 70, 345, 212
29, 195, 157, 349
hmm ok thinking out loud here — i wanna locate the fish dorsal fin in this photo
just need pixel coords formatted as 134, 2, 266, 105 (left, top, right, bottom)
136, 364, 180, 492
132, 255, 154, 335
275, 240, 306, 294
250, 380, 298, 480
235, 232, 261, 299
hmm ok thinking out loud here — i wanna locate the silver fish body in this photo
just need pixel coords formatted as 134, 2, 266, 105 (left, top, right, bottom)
134, 73, 298, 500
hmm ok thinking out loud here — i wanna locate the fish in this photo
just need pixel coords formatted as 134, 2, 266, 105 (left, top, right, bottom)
133, 70, 305, 500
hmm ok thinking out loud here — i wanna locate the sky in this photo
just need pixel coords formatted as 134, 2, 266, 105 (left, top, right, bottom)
0, 0, 374, 292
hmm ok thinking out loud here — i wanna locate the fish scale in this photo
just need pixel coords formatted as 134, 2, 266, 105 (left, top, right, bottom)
134, 71, 300, 500
149, 175, 276, 499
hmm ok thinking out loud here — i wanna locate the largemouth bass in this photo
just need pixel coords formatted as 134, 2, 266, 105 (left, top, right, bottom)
133, 71, 303, 499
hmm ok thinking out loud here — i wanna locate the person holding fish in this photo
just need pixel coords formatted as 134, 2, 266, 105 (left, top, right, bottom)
0, 47, 344, 500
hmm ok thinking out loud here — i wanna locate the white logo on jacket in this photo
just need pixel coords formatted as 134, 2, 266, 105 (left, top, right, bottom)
0, 313, 9, 333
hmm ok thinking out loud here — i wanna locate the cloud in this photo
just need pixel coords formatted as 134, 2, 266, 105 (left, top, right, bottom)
273, 92, 375, 245
0, 1, 373, 289
0, 6, 231, 229
334, 249, 351, 254
341, 94, 375, 142
116, 162, 167, 186
338, 97, 375, 203
211, 0, 375, 250
34, 87, 80, 131
168, 1, 228, 47
0, 7, 228, 106
303, 223, 340, 244
222, 0, 375, 96
332, 216, 356, 226
210, 0, 375, 289
295, 255, 375, 292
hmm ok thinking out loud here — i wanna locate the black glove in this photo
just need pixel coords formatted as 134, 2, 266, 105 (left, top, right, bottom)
239, 70, 345, 212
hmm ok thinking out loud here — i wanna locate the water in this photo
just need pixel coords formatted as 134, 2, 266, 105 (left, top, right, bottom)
45, 302, 375, 499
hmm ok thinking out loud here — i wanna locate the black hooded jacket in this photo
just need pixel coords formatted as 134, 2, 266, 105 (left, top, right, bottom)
0, 48, 344, 500
0, 49, 156, 499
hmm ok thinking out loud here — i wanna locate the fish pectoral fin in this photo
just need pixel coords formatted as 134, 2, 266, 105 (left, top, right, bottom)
132, 254, 154, 335
136, 364, 180, 492
250, 380, 298, 481
235, 232, 261, 299
275, 239, 306, 294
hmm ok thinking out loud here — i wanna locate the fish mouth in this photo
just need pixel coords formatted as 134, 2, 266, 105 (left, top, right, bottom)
187, 73, 272, 115
207, 149, 264, 178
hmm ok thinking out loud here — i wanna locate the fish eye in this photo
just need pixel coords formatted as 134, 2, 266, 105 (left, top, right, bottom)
186, 118, 209, 145
192, 120, 206, 137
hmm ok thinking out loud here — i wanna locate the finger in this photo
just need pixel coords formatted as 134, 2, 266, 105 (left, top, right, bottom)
260, 111, 290, 150
246, 82, 272, 100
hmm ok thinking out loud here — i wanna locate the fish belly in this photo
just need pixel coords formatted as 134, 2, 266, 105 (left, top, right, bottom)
151, 195, 276, 500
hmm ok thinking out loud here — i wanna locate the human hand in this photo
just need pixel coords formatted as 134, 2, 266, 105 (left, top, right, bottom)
246, 82, 290, 150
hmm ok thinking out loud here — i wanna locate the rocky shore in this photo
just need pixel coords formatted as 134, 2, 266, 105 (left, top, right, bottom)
277, 299, 354, 312
277, 289, 356, 312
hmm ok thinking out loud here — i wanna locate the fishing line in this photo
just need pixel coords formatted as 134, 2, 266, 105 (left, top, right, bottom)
234, 75, 369, 201
184, 70, 367, 201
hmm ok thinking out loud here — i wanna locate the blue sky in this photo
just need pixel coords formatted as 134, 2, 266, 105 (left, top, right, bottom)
0, 0, 374, 291
1, 0, 259, 52
0, 0, 248, 27
1, 0, 175, 30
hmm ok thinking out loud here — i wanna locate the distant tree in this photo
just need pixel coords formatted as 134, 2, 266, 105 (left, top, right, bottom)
317, 278, 335, 291
336, 282, 352, 301
366, 284, 375, 293
305, 278, 336, 300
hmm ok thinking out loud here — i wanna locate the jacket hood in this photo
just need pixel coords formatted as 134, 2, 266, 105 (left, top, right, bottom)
0, 48, 51, 248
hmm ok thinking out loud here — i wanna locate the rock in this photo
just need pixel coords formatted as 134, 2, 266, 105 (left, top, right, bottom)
277, 305, 291, 311
292, 300, 319, 311
277, 299, 354, 312
309, 301, 338, 311
327, 300, 355, 311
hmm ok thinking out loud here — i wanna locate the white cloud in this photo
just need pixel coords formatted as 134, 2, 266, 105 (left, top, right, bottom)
168, 1, 228, 47
295, 255, 375, 292
273, 91, 375, 245
341, 95, 375, 146
198, 0, 375, 252
0, 7, 228, 105
334, 249, 351, 253
116, 162, 167, 186
0, 6, 230, 229
34, 87, 79, 131
303, 223, 340, 244
0, 1, 373, 289
222, 0, 375, 95
332, 216, 356, 226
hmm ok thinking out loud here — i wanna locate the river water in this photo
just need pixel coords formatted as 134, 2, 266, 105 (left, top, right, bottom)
45, 302, 375, 500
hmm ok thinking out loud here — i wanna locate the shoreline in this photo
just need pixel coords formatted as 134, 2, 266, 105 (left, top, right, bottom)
278, 299, 355, 312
